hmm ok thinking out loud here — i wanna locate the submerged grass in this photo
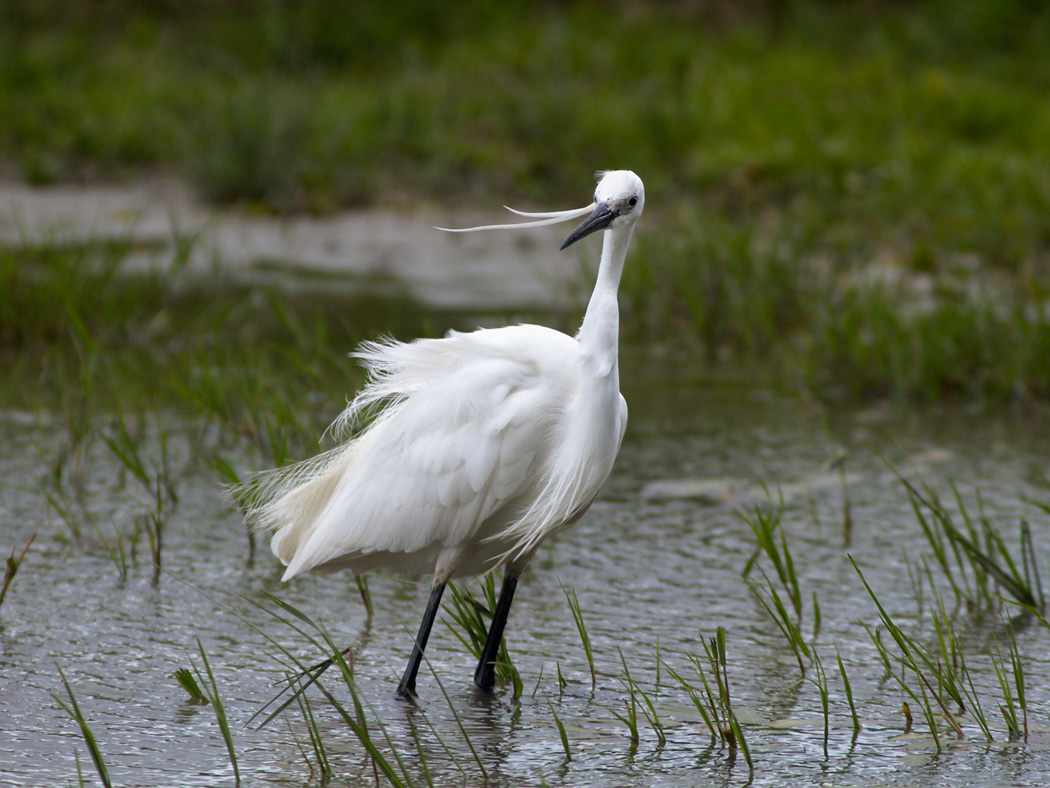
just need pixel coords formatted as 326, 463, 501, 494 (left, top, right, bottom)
4, 230, 1048, 785
614, 649, 666, 748
836, 648, 861, 736
257, 594, 491, 787
990, 620, 1029, 741
256, 598, 411, 785
32, 467, 1048, 784
287, 681, 332, 781
549, 701, 572, 761
853, 556, 963, 746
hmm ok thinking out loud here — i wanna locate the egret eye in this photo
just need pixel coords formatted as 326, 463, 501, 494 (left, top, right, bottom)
628, 196, 638, 207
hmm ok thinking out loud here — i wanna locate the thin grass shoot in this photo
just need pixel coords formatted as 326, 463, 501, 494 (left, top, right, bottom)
0, 532, 36, 607
193, 639, 240, 783
561, 582, 596, 691
52, 665, 113, 788
549, 701, 572, 761
836, 648, 861, 736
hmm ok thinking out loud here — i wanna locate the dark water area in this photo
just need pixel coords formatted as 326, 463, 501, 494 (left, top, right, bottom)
2, 345, 1049, 787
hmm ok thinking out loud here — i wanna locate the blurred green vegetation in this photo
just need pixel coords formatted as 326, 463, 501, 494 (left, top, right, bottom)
2, 0, 1050, 405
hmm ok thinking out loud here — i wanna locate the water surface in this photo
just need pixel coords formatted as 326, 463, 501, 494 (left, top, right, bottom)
2, 348, 1049, 787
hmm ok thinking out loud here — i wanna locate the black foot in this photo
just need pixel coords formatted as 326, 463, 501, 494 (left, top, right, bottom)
474, 668, 493, 693
474, 664, 496, 692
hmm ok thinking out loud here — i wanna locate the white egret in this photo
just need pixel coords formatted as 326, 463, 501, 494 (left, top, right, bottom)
241, 170, 645, 699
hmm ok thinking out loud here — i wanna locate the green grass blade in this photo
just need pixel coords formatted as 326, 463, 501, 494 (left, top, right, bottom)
194, 639, 240, 783
428, 661, 488, 782
549, 701, 572, 761
835, 648, 860, 734
561, 582, 596, 691
174, 667, 209, 704
53, 665, 112, 788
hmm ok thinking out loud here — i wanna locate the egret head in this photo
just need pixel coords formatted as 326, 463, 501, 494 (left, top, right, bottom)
435, 169, 644, 248
561, 170, 645, 250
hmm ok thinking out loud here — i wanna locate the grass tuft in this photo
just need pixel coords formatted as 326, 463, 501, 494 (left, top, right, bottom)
446, 574, 521, 695
990, 622, 1028, 742
894, 466, 1046, 613
669, 628, 752, 769
100, 414, 178, 584
616, 648, 666, 748
851, 556, 983, 746
741, 500, 817, 674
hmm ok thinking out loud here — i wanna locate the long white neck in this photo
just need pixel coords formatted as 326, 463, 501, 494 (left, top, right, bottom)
576, 223, 635, 376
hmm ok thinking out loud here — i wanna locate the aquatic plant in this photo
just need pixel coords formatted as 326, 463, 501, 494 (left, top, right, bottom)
37, 459, 129, 581
0, 532, 35, 607
52, 665, 112, 788
561, 582, 597, 691
835, 647, 861, 736
288, 674, 332, 779
741, 500, 820, 674
100, 414, 179, 584
548, 700, 572, 761
192, 640, 240, 783
668, 628, 752, 770
255, 594, 475, 786
173, 668, 208, 705
615, 648, 666, 748
854, 557, 961, 746
446, 574, 522, 697
896, 468, 1045, 613
811, 652, 831, 757
846, 556, 1037, 746
742, 498, 803, 621
990, 623, 1028, 741
610, 685, 640, 748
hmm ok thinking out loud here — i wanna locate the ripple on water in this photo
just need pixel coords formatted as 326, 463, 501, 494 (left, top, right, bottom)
2, 370, 1050, 787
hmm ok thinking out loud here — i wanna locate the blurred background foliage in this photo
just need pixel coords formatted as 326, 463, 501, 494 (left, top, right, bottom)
2, 0, 1050, 404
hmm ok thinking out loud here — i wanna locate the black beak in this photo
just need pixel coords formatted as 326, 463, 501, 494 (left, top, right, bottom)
560, 203, 617, 250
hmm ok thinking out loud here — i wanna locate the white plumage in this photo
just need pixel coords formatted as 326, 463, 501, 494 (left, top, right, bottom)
239, 170, 645, 698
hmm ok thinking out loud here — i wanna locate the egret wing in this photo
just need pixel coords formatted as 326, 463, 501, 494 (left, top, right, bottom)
274, 337, 576, 578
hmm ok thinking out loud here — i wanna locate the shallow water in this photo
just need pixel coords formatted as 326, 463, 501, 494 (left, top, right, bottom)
2, 348, 1050, 788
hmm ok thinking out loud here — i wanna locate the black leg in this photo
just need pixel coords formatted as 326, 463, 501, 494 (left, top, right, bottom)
474, 572, 519, 691
397, 581, 446, 701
